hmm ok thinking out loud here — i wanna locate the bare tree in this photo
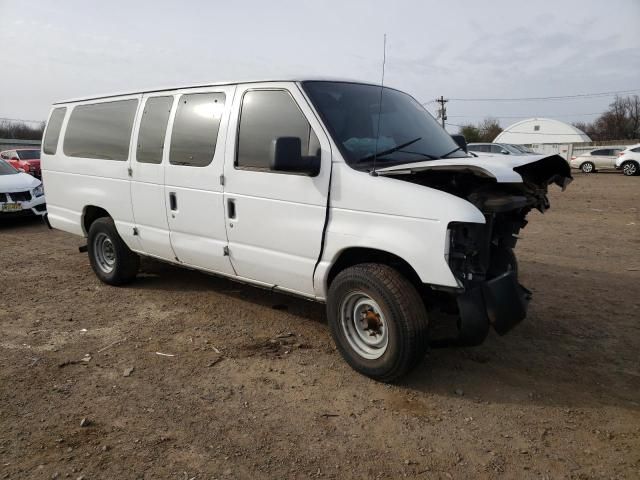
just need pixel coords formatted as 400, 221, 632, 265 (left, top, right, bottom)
572, 95, 640, 141
0, 119, 45, 140
458, 117, 503, 143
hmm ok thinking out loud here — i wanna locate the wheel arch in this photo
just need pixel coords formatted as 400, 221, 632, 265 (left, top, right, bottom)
81, 205, 111, 236
326, 247, 423, 294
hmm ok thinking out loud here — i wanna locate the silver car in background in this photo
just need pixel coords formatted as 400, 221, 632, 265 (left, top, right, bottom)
468, 143, 529, 155
569, 148, 622, 174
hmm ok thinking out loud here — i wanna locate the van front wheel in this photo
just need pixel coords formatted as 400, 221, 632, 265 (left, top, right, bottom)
327, 263, 428, 382
87, 217, 139, 285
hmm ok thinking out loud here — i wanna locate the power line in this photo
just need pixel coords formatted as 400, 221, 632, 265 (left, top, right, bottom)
448, 88, 640, 102
448, 112, 604, 119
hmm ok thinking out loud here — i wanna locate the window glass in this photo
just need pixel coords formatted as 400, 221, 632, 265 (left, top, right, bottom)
42, 107, 67, 155
64, 100, 138, 160
632, 147, 640, 153
591, 149, 606, 156
237, 90, 319, 169
302, 81, 464, 170
17, 150, 40, 160
170, 92, 225, 167
136, 96, 173, 164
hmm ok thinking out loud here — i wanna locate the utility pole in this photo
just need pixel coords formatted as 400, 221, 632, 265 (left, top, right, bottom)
436, 95, 448, 128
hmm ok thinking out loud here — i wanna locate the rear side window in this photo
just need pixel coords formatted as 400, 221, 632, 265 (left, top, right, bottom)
136, 96, 173, 164
170, 92, 225, 167
632, 147, 640, 153
64, 100, 138, 161
236, 90, 319, 170
42, 107, 66, 155
591, 149, 607, 156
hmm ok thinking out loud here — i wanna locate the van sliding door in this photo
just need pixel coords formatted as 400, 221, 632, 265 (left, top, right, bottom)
130, 94, 177, 261
163, 86, 236, 276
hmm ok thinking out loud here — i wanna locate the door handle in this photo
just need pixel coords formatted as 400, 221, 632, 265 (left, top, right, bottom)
227, 198, 236, 219
169, 192, 177, 211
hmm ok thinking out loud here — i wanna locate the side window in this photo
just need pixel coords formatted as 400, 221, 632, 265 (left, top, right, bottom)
631, 147, 640, 153
136, 96, 173, 164
64, 100, 138, 161
170, 92, 225, 167
236, 90, 320, 170
42, 107, 67, 155
490, 145, 503, 153
591, 149, 606, 156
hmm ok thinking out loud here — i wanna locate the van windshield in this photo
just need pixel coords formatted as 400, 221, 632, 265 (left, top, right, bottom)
302, 81, 467, 170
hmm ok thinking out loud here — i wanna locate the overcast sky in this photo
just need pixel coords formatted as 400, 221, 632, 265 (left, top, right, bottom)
1, 0, 639, 131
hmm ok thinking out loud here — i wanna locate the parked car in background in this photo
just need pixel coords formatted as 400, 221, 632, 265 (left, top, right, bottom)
569, 148, 623, 174
0, 159, 46, 216
467, 143, 528, 155
0, 148, 42, 178
509, 144, 537, 154
614, 144, 640, 176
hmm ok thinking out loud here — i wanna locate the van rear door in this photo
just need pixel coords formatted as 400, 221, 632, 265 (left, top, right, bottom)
163, 86, 236, 275
222, 83, 331, 297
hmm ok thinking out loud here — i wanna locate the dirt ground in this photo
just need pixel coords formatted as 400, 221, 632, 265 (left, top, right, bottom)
1, 172, 638, 479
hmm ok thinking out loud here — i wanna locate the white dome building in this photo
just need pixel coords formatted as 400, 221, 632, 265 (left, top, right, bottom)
494, 118, 591, 144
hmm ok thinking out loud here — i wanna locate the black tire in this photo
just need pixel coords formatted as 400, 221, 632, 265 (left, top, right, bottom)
621, 161, 639, 176
87, 217, 139, 285
580, 161, 595, 174
327, 263, 429, 382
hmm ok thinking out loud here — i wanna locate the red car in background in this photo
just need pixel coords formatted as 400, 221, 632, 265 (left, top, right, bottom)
0, 148, 42, 178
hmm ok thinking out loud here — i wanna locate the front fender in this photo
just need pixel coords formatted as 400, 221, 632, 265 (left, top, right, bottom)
313, 164, 485, 298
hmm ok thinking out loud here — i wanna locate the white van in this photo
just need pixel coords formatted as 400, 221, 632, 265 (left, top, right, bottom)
41, 79, 571, 381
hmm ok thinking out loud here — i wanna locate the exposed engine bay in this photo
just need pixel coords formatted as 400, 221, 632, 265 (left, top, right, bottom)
381, 155, 572, 346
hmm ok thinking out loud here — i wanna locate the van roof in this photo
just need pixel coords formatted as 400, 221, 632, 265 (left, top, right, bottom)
53, 77, 381, 105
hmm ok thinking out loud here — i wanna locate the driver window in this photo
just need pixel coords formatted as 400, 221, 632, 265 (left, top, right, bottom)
236, 90, 320, 170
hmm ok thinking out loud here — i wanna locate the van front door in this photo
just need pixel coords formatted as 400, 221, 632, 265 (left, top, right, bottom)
130, 94, 176, 260
163, 86, 236, 276
222, 84, 331, 297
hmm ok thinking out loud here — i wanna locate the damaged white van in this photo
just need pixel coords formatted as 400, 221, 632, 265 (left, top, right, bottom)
41, 79, 571, 381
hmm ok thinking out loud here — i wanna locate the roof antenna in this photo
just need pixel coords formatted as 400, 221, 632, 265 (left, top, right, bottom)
371, 33, 387, 177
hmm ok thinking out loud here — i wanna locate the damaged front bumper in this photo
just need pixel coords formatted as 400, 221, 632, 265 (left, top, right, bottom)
456, 271, 531, 345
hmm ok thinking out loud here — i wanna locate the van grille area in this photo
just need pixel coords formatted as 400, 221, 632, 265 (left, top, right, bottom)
0, 191, 32, 202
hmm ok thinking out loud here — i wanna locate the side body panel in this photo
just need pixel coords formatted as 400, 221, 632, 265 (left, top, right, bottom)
41, 94, 141, 250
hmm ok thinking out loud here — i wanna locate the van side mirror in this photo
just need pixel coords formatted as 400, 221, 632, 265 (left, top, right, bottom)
270, 137, 320, 176
451, 134, 467, 153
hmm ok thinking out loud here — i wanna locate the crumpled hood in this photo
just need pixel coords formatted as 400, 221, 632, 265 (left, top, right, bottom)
0, 172, 41, 192
377, 153, 572, 186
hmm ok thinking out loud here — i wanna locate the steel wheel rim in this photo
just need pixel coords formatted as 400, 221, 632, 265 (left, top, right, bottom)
93, 232, 116, 274
623, 163, 636, 175
340, 291, 388, 360
582, 163, 593, 173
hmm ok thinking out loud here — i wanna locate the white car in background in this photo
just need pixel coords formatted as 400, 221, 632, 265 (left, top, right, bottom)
0, 159, 46, 216
569, 148, 623, 174
615, 144, 640, 176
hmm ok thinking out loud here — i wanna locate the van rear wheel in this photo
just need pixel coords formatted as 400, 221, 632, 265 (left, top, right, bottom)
87, 217, 139, 285
327, 263, 428, 382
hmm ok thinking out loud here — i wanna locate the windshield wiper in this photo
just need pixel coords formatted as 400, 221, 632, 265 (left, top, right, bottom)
396, 150, 439, 160
356, 137, 422, 163
439, 146, 465, 158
